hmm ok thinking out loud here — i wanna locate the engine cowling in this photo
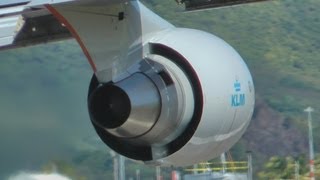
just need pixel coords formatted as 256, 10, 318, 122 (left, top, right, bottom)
88, 28, 255, 166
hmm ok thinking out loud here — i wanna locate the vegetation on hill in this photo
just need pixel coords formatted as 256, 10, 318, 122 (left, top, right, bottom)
258, 154, 320, 179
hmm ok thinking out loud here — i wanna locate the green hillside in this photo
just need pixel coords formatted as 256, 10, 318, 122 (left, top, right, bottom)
0, 0, 319, 179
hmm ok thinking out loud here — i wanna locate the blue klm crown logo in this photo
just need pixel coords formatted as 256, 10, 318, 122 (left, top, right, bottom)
234, 81, 241, 92
231, 80, 245, 107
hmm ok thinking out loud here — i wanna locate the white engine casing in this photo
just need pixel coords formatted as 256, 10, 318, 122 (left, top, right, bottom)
146, 28, 255, 166
88, 27, 255, 166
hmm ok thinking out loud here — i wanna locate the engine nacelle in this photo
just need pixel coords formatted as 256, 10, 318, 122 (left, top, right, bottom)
88, 28, 254, 166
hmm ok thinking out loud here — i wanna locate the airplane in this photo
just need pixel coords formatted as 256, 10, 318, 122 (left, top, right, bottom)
0, 0, 271, 167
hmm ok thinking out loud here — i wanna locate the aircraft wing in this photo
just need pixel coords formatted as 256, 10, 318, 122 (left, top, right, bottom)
0, 0, 274, 51
0, 0, 151, 83
0, 0, 79, 50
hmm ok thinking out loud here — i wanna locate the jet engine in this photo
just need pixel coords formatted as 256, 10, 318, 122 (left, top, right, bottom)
88, 28, 255, 166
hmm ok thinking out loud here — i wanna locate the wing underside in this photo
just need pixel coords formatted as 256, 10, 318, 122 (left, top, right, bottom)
0, 0, 30, 8
0, 0, 73, 50
0, 14, 71, 50
181, 0, 274, 11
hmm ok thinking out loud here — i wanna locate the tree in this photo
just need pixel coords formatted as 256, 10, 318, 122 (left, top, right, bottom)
258, 156, 304, 179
